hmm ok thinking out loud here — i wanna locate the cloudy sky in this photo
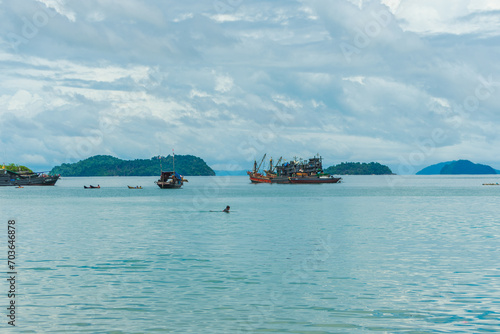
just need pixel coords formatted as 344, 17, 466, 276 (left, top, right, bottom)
1, 0, 500, 174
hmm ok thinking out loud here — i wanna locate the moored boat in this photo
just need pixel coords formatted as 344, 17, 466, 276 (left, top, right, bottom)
155, 171, 185, 189
84, 185, 100, 189
0, 168, 60, 186
248, 154, 341, 184
128, 186, 143, 189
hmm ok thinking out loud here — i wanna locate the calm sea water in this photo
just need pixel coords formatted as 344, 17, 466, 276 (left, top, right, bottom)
1, 175, 500, 333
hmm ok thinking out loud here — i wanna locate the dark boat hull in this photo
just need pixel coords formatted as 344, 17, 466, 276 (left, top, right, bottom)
288, 177, 342, 184
0, 170, 60, 186
156, 182, 182, 189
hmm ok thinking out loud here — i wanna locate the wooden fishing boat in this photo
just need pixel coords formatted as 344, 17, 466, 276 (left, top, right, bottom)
155, 171, 185, 189
84, 185, 100, 189
248, 154, 341, 184
128, 186, 143, 189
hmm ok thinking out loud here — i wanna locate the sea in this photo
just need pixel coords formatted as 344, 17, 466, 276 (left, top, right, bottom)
1, 175, 500, 333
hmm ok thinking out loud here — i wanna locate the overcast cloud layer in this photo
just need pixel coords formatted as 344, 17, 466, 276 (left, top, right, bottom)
1, 0, 500, 173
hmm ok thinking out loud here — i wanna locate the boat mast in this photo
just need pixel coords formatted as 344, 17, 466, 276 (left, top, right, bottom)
173, 149, 175, 172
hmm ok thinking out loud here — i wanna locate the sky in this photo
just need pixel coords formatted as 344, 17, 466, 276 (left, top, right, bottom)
1, 0, 500, 174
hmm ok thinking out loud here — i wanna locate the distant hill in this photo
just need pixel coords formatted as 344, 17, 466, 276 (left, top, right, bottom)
324, 162, 393, 175
50, 155, 215, 176
416, 160, 497, 175
416, 161, 454, 175
440, 160, 496, 175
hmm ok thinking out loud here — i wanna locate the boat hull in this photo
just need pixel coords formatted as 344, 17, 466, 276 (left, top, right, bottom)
156, 182, 182, 189
249, 174, 290, 184
288, 177, 342, 184
0, 170, 60, 186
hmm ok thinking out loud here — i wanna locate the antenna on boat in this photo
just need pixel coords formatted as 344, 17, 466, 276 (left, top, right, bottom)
172, 148, 175, 172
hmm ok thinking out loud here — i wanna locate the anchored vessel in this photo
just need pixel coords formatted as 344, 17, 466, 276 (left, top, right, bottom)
154, 151, 188, 189
247, 154, 341, 184
155, 171, 186, 189
0, 169, 60, 186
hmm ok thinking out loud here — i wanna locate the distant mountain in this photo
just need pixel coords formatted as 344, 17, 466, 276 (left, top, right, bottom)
50, 155, 215, 176
416, 161, 454, 175
416, 160, 497, 175
324, 162, 393, 175
440, 160, 496, 175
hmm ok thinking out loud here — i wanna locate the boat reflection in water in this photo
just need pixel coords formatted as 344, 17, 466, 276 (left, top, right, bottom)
247, 154, 341, 184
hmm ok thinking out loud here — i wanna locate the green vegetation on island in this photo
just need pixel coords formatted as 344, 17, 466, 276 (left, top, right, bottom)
3, 163, 33, 173
324, 162, 393, 175
50, 155, 215, 176
416, 160, 497, 175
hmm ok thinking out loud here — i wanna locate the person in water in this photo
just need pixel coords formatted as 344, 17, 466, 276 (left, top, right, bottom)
223, 205, 230, 213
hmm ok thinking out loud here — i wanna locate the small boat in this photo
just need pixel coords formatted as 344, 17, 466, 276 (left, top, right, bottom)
155, 150, 188, 189
16, 185, 24, 188
482, 183, 500, 185
128, 186, 143, 189
84, 185, 100, 189
155, 171, 186, 189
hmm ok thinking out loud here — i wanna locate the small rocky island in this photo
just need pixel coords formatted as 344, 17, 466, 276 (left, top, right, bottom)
50, 155, 215, 176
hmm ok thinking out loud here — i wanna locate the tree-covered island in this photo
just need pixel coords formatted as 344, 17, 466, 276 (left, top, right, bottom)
324, 162, 393, 175
50, 155, 215, 176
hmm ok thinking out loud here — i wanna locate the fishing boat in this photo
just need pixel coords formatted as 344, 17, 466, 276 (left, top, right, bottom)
84, 185, 100, 189
0, 168, 60, 186
248, 154, 341, 184
155, 151, 188, 189
155, 171, 185, 189
128, 186, 143, 189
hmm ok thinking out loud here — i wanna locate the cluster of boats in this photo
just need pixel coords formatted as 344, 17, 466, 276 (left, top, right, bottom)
247, 154, 342, 184
3, 153, 341, 188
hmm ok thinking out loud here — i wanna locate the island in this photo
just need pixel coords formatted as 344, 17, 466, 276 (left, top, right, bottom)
50, 155, 215, 176
416, 160, 497, 175
324, 162, 393, 175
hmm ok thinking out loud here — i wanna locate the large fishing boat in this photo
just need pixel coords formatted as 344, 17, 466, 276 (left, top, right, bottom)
0, 168, 60, 186
247, 154, 341, 184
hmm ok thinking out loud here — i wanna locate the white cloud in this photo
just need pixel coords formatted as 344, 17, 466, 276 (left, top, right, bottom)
0, 0, 499, 172
37, 0, 76, 22
214, 74, 234, 93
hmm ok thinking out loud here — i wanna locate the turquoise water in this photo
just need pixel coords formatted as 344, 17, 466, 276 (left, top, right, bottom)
1, 175, 500, 333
